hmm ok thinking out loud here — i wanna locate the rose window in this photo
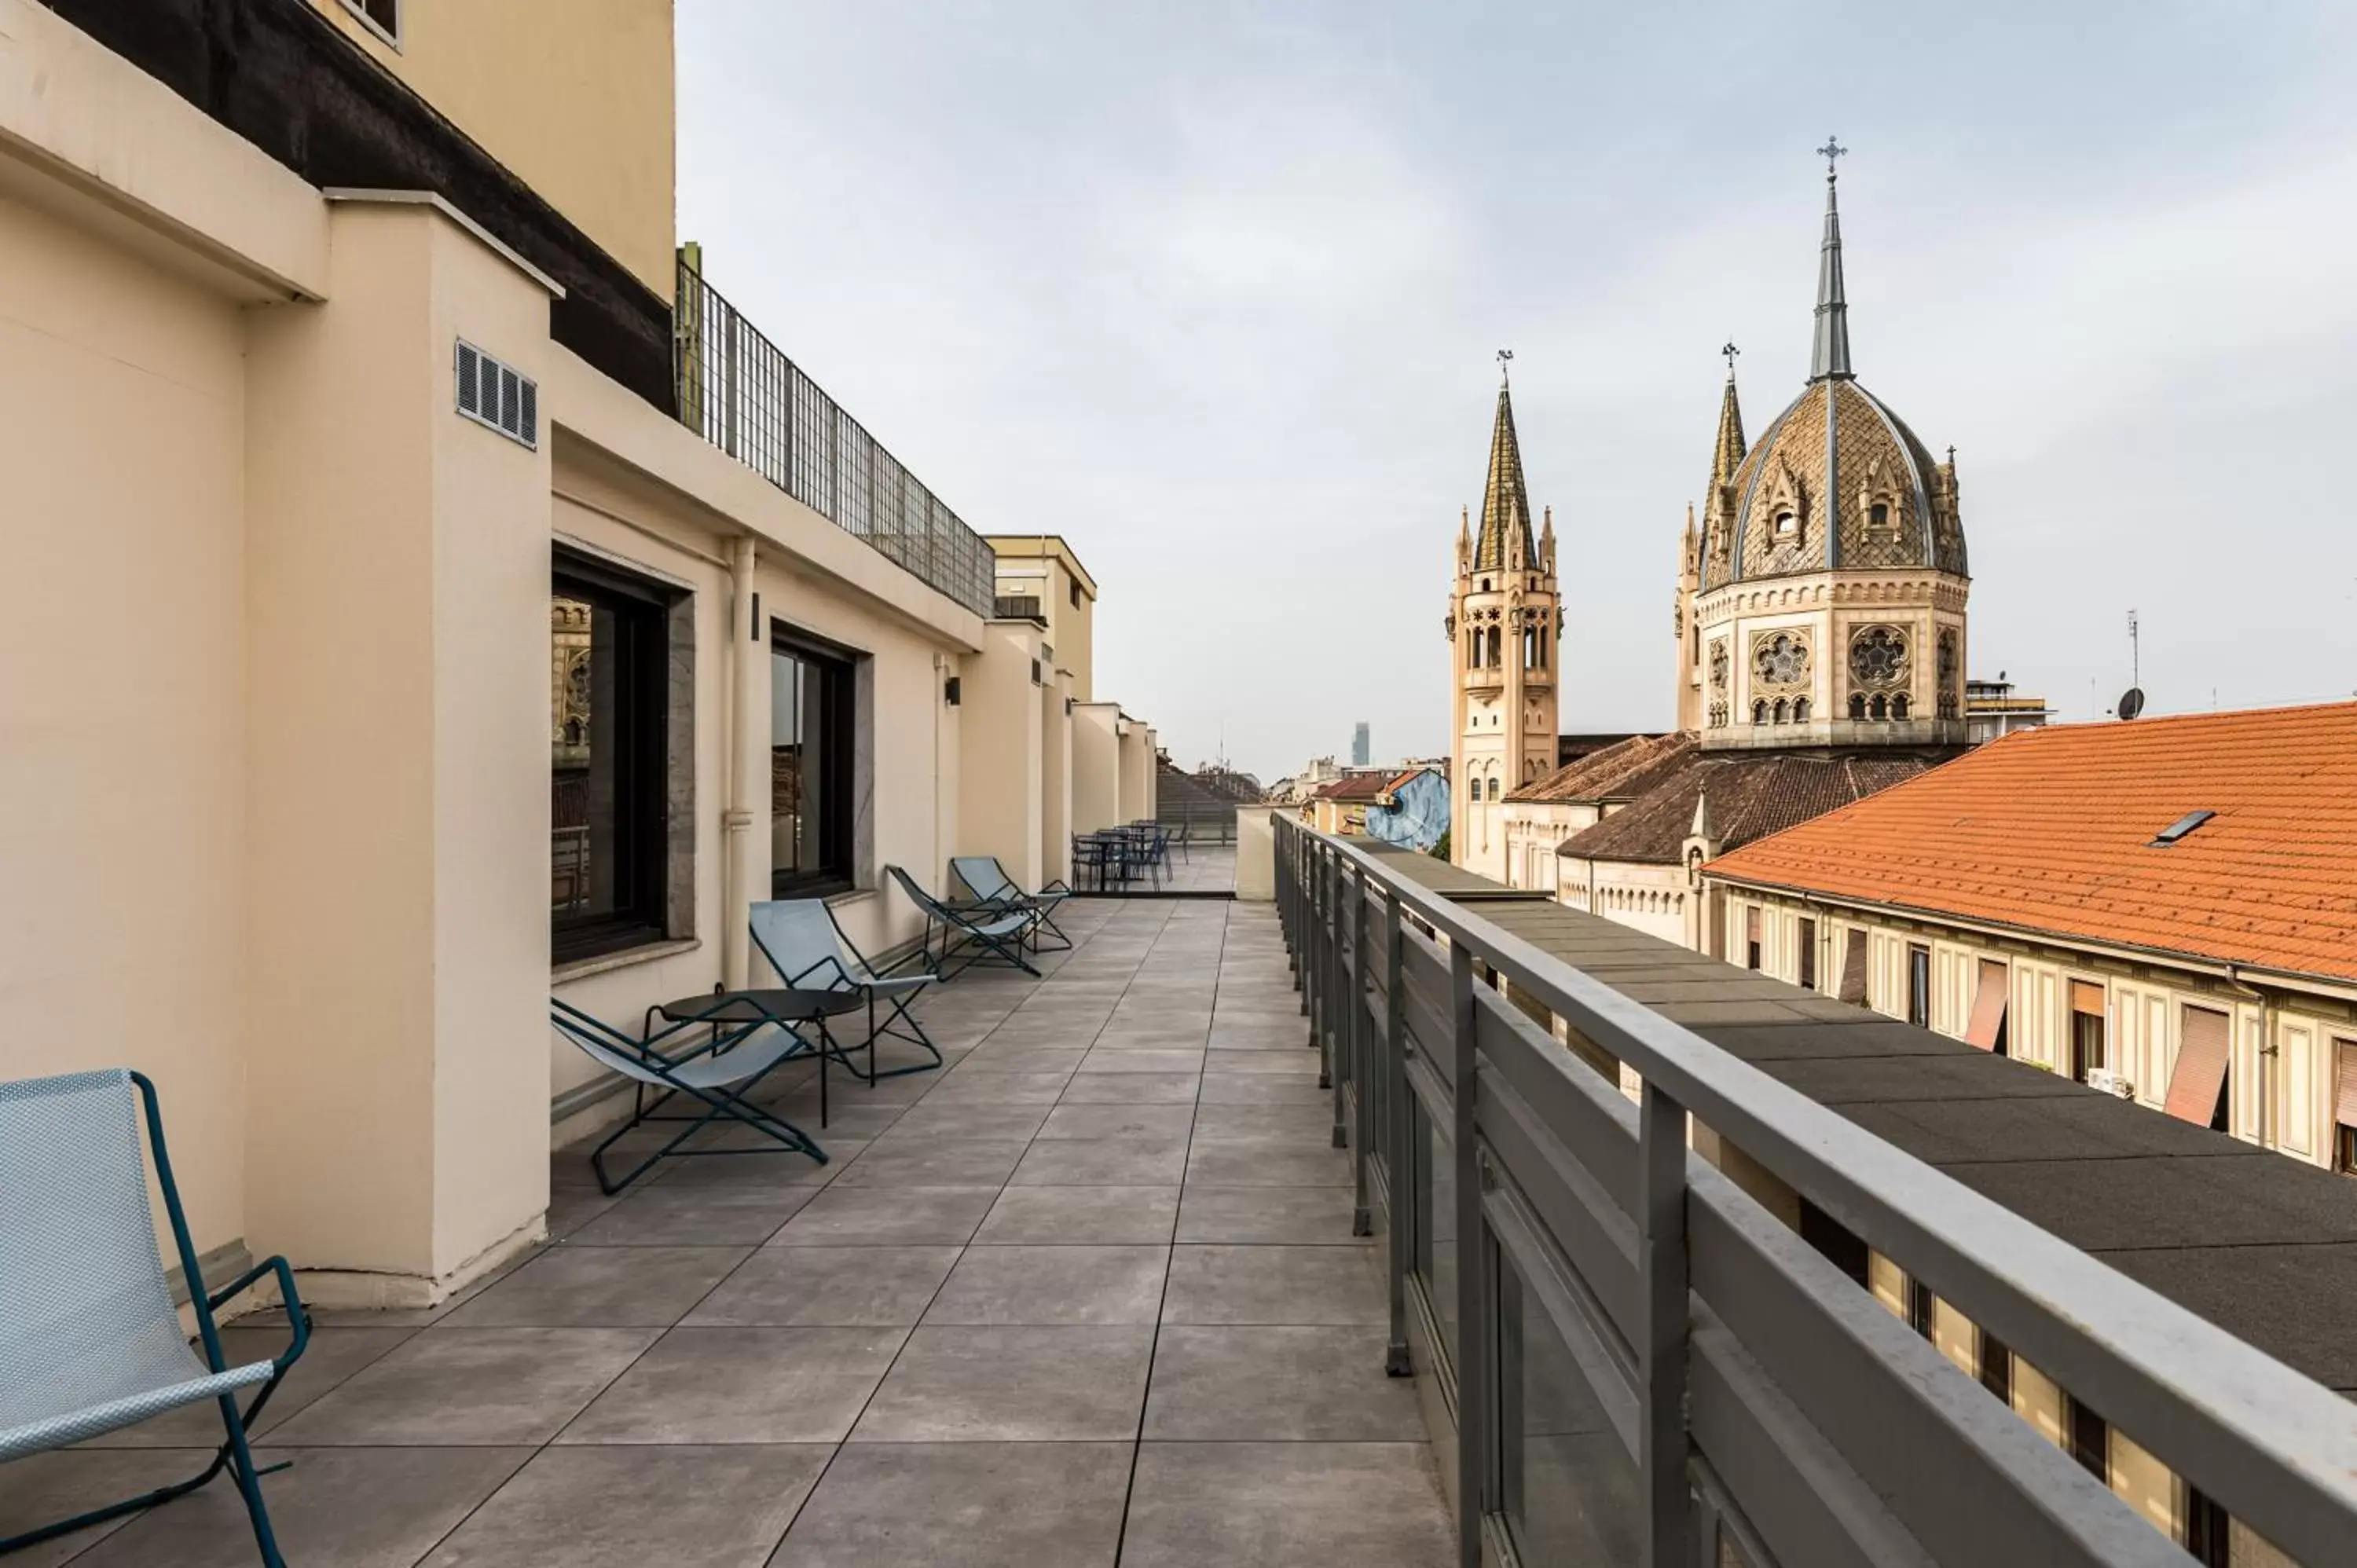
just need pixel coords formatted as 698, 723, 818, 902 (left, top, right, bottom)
1849, 627, 1908, 687
1753, 633, 1808, 687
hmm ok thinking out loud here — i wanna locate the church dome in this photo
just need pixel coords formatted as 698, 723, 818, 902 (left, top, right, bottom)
1704, 377, 1967, 588
1699, 160, 1969, 591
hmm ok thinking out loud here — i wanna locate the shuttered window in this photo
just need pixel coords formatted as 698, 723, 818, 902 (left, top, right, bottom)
1964, 959, 2010, 1051
2164, 1006, 2234, 1130
1838, 929, 1868, 1005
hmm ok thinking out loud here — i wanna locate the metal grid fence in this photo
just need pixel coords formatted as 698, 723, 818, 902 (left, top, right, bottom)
674, 258, 995, 617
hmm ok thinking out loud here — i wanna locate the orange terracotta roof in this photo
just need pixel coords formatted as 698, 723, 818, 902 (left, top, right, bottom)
1560, 749, 1948, 865
1706, 702, 2357, 984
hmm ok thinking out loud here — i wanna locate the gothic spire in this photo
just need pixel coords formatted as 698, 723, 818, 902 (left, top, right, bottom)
1809, 138, 1853, 382
1475, 365, 1536, 572
1709, 348, 1747, 494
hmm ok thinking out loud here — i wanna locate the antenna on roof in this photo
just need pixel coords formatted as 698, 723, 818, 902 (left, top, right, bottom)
2128, 608, 2140, 690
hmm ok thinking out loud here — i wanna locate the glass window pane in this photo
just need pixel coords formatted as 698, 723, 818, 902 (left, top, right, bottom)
1500, 1252, 1640, 1562
552, 570, 665, 959
772, 647, 805, 881
1409, 1093, 1457, 1372
551, 593, 596, 921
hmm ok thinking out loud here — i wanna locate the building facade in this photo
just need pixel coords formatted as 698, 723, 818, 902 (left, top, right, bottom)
1446, 372, 1560, 880
1706, 703, 2357, 1174
0, 0, 1154, 1309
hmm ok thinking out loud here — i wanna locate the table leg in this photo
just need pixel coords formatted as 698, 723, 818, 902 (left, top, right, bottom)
819, 1020, 831, 1129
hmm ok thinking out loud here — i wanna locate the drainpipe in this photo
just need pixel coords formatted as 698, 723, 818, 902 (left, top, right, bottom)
724, 535, 764, 987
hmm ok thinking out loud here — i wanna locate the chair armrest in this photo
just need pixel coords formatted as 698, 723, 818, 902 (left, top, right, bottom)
205, 1255, 310, 1373
788, 954, 858, 991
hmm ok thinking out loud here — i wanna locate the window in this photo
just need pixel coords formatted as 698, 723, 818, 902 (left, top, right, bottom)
2069, 982, 2108, 1083
1868, 501, 1890, 531
1773, 508, 1797, 538
772, 628, 857, 895
1892, 693, 1912, 720
2067, 1397, 2109, 1482
552, 557, 675, 962
1069, 577, 1081, 609
1978, 1328, 2013, 1406
2337, 1040, 2357, 1175
1798, 918, 1817, 990
1907, 944, 1930, 1028
1745, 907, 1762, 971
341, 0, 401, 47
1849, 693, 1867, 720
1793, 697, 1810, 722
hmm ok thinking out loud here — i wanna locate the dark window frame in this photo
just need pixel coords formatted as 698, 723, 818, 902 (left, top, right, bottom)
1798, 917, 1818, 990
552, 551, 676, 965
1908, 943, 1931, 1028
340, 0, 401, 49
769, 622, 860, 899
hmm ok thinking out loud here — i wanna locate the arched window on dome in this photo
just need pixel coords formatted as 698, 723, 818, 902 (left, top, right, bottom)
1849, 694, 1867, 720
1794, 698, 1811, 723
1869, 502, 1890, 532
1869, 694, 1888, 721
1892, 694, 1912, 721
1751, 699, 1768, 725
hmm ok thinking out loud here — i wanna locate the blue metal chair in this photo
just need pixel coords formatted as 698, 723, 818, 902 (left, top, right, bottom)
949, 855, 1073, 953
885, 864, 1042, 976
750, 899, 943, 1081
550, 999, 825, 1192
0, 1069, 311, 1565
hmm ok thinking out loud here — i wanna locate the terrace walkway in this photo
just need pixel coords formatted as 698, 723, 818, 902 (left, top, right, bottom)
6, 899, 1451, 1567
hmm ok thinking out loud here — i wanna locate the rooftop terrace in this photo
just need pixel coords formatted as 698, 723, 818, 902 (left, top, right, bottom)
5, 899, 1450, 1568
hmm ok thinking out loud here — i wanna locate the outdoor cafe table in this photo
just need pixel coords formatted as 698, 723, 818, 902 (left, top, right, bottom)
652, 987, 869, 1132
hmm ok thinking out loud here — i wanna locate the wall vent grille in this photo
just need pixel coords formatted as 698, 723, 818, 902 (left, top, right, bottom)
455, 339, 538, 449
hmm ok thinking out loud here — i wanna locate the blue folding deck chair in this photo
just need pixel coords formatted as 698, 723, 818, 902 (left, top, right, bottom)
550, 998, 825, 1193
949, 855, 1073, 954
885, 864, 1042, 977
0, 1070, 311, 1565
750, 899, 942, 1082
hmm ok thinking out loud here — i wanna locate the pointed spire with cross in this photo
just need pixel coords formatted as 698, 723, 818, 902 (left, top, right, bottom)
1497, 347, 1514, 386
1809, 139, 1853, 380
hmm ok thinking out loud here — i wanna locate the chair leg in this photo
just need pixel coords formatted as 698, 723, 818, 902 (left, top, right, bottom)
218, 1394, 290, 1568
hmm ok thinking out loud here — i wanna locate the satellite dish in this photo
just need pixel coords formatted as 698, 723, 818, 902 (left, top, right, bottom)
2117, 687, 2146, 722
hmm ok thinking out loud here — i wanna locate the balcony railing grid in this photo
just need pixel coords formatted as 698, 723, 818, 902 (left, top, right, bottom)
1274, 815, 2357, 1568
674, 259, 995, 618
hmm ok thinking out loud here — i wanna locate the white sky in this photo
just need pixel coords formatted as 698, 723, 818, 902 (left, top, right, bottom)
679, 2, 2357, 783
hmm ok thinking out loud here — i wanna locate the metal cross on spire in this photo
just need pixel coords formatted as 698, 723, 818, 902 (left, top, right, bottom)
1720, 341, 1739, 375
1497, 347, 1513, 384
1816, 136, 1847, 178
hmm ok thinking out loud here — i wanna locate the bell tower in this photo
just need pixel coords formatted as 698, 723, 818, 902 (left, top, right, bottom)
1446, 354, 1559, 878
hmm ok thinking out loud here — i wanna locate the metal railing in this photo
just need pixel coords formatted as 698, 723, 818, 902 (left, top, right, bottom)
674, 258, 995, 618
1273, 815, 2356, 1568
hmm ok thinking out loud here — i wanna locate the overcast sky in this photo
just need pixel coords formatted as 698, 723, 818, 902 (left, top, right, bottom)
679, 2, 2357, 783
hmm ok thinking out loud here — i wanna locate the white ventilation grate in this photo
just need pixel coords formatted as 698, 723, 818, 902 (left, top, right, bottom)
455, 339, 538, 449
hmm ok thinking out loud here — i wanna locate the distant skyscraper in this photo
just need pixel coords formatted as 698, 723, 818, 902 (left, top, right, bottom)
1351, 722, 1371, 767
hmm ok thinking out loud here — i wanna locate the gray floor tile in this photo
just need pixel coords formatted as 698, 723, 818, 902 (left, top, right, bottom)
973, 1185, 1180, 1244
914, 1072, 1072, 1106
1163, 1246, 1387, 1325
649, 1141, 860, 1189
1037, 1103, 1197, 1141
0, 1449, 214, 1566
1074, 1047, 1204, 1075
1010, 1138, 1190, 1186
768, 1185, 999, 1246
1055, 1072, 1200, 1104
851, 1326, 1153, 1441
1176, 1185, 1368, 1245
1122, 1442, 1452, 1567
1193, 1101, 1343, 1140
1198, 1075, 1331, 1106
264, 1328, 659, 1445
420, 1443, 827, 1568
834, 1138, 1031, 1189
1185, 1139, 1353, 1188
770, 1442, 1130, 1567
1203, 1048, 1321, 1075
437, 1244, 750, 1327
1146, 1327, 1428, 1440
925, 1245, 1169, 1325
565, 1184, 818, 1247
951, 1046, 1090, 1074
559, 1325, 906, 1443
687, 1246, 962, 1326
65, 1446, 532, 1568
883, 1100, 1053, 1141
78, 1326, 414, 1447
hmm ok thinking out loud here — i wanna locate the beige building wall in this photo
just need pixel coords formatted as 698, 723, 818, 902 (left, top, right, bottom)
0, 183, 255, 1258
986, 535, 1097, 702
1071, 702, 1123, 833
1040, 670, 1072, 885
957, 624, 1048, 891
1714, 884, 2357, 1172
1115, 719, 1156, 825
307, 0, 678, 298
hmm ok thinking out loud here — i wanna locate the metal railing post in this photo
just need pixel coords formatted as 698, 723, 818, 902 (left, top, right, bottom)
1333, 868, 1355, 1152
1383, 890, 1411, 1372
722, 306, 740, 460
1317, 848, 1336, 1090
1639, 1081, 1693, 1567
1349, 870, 1373, 1221
1449, 940, 1486, 1568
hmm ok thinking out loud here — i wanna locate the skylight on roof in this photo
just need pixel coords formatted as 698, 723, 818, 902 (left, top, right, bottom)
2149, 810, 2215, 848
